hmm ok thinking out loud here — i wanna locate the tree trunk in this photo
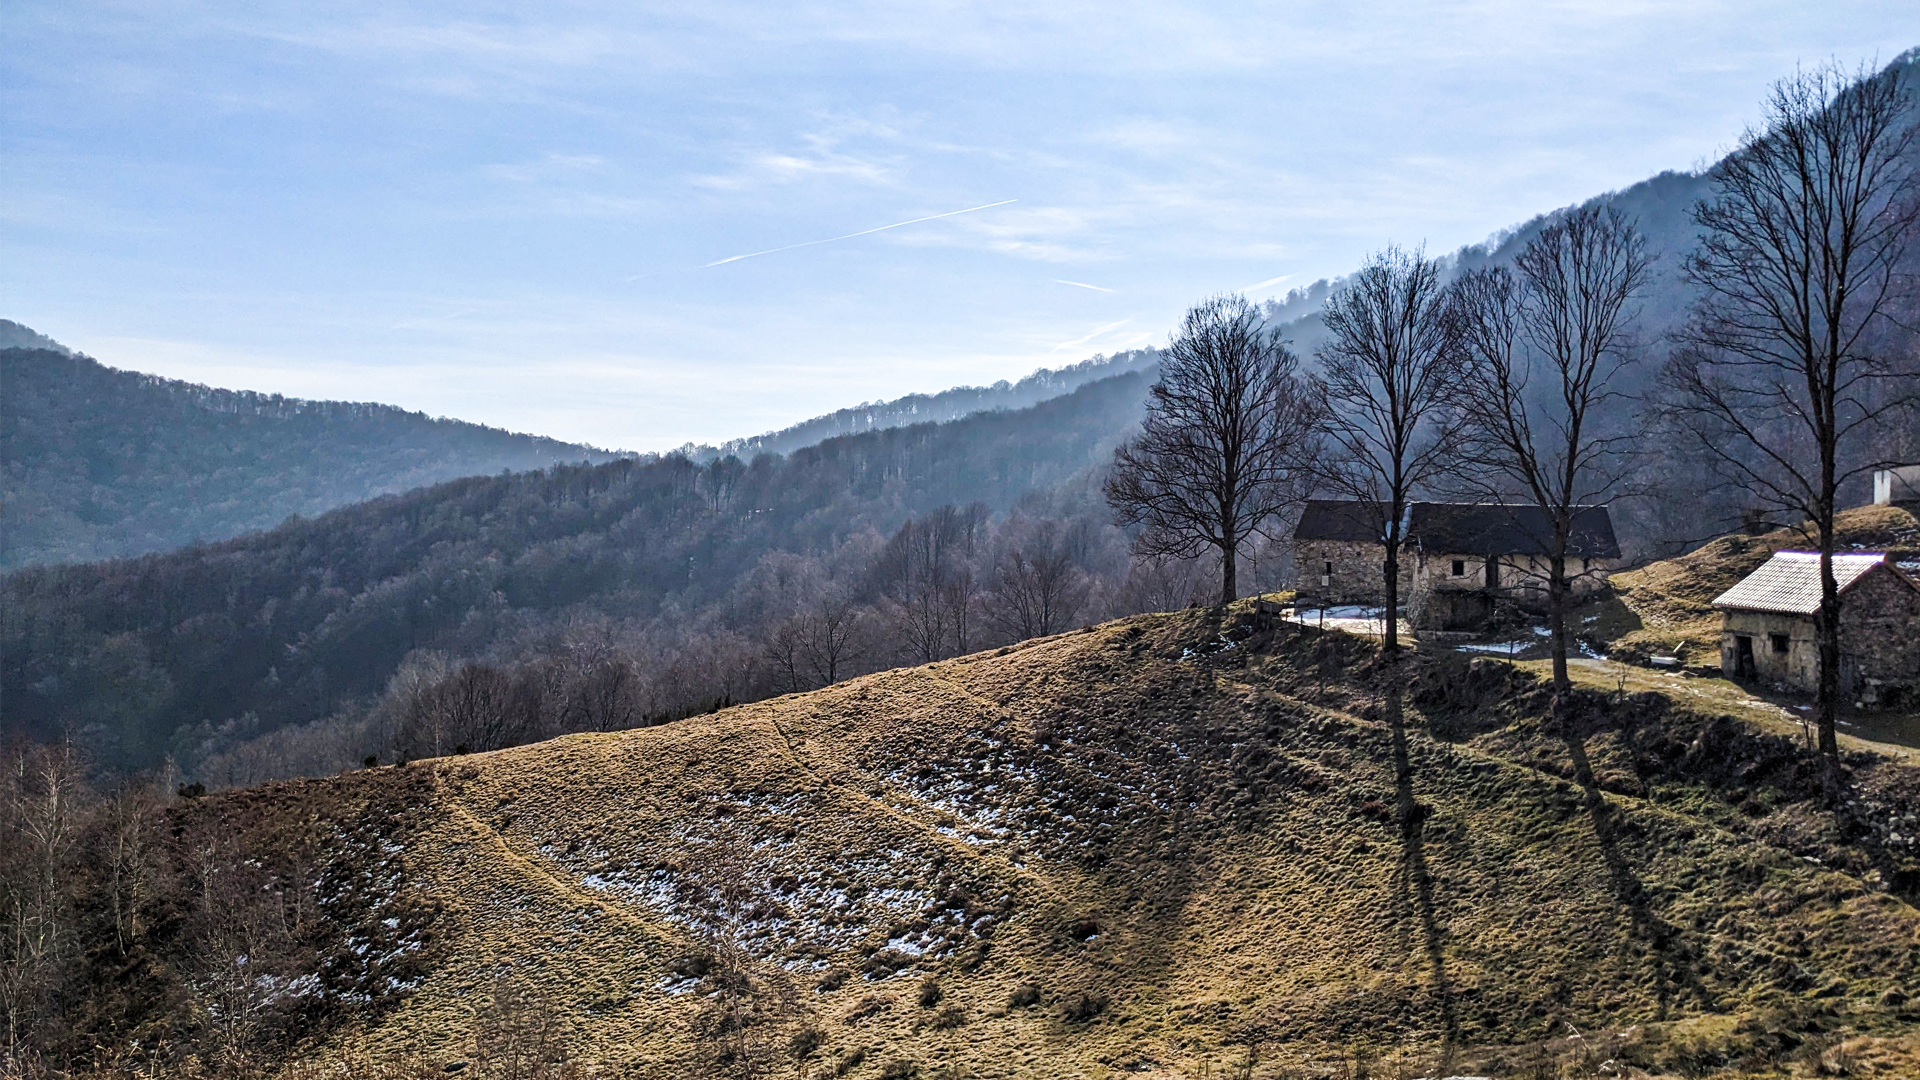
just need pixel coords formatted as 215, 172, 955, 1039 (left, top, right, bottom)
1382, 538, 1401, 653
1817, 544, 1840, 758
1219, 541, 1237, 606
1548, 553, 1570, 692
1816, 444, 1839, 758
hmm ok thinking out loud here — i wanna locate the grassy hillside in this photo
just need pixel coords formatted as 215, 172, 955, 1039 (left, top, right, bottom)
32, 603, 1920, 1079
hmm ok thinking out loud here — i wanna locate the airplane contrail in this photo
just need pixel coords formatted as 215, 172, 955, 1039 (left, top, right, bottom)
1052, 278, 1114, 293
704, 199, 1018, 268
1052, 318, 1132, 351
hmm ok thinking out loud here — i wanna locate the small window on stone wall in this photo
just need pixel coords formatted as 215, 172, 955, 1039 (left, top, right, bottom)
1324, 561, 1333, 576
1770, 633, 1789, 654
1451, 559, 1465, 577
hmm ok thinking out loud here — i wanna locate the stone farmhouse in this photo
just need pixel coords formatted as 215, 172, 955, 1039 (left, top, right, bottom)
1712, 551, 1920, 709
1293, 500, 1621, 630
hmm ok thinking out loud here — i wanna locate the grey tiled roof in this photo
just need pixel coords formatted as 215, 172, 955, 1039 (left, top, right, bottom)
1294, 500, 1387, 542
1293, 500, 1621, 559
1408, 503, 1621, 560
1710, 552, 1895, 615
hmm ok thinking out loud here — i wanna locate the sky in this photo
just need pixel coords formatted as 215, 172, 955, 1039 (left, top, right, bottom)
4, 3, 1918, 451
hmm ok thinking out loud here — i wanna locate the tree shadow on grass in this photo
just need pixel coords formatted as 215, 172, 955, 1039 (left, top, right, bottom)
1559, 716, 1717, 1020
1386, 679, 1460, 1058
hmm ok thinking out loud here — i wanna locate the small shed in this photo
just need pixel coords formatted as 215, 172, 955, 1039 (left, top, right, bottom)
1711, 551, 1920, 708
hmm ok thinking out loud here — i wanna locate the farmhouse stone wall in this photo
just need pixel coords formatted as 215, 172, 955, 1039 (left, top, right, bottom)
1296, 539, 1412, 606
1419, 552, 1613, 604
1299, 539, 1617, 627
1837, 569, 1920, 705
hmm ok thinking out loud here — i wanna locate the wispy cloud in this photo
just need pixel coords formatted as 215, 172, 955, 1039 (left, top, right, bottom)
1051, 318, 1132, 351
702, 200, 1017, 267
1241, 274, 1292, 293
1052, 278, 1114, 292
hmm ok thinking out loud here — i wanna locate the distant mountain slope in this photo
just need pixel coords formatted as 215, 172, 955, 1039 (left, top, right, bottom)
25, 605, 1920, 1077
1272, 51, 1920, 343
0, 318, 74, 354
684, 347, 1160, 461
0, 341, 623, 570
1, 370, 1155, 771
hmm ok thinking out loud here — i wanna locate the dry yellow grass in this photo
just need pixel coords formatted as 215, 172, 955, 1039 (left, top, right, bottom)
232, 603, 1920, 1079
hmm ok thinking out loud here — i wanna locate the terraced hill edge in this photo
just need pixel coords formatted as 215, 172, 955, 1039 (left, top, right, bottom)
41, 602, 1912, 1080
1602, 504, 1920, 664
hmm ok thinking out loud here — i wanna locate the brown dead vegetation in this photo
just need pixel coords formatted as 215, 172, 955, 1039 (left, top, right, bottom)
11, 597, 1920, 1078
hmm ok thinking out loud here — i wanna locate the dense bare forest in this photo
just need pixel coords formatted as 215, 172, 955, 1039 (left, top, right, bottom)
5, 370, 1298, 786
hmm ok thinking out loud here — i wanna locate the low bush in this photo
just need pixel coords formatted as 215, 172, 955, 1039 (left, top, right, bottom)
1061, 990, 1109, 1022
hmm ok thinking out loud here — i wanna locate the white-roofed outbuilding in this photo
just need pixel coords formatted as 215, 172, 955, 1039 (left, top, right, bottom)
1712, 551, 1920, 707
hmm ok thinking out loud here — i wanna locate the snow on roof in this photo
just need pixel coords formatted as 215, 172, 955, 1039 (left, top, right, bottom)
1711, 551, 1896, 615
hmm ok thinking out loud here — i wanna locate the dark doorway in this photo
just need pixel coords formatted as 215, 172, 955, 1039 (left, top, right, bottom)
1735, 635, 1756, 679
1486, 556, 1500, 589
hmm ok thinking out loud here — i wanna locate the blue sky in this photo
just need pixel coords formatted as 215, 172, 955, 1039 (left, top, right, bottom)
4, 2, 1917, 450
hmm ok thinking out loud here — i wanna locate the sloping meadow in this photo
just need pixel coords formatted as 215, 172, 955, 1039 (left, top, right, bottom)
159, 603, 1914, 1078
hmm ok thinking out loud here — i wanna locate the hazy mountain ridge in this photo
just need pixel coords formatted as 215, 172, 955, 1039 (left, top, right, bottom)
0, 318, 74, 355
681, 348, 1162, 462
0, 343, 627, 570
2, 327, 1164, 570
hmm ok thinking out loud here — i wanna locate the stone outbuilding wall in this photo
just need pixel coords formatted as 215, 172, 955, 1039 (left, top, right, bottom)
1718, 566, 1920, 707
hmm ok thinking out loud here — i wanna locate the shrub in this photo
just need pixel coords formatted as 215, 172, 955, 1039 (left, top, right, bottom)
843, 994, 892, 1022
669, 952, 713, 980
930, 1005, 966, 1030
788, 1025, 824, 1062
1009, 984, 1042, 1008
1061, 990, 1109, 1022
834, 1048, 868, 1077
918, 978, 943, 1007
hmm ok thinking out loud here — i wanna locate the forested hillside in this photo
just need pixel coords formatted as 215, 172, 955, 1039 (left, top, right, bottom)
2, 371, 1184, 779
1, 342, 622, 570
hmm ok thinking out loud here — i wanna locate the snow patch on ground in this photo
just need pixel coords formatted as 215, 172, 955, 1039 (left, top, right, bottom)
1458, 642, 1535, 656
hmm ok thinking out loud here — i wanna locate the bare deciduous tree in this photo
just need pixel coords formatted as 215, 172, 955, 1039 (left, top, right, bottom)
1314, 245, 1464, 651
680, 839, 802, 1079
472, 975, 570, 1080
984, 518, 1091, 640
1118, 551, 1211, 614
1452, 204, 1652, 692
873, 506, 988, 662
1663, 62, 1920, 756
0, 743, 83, 1061
1106, 294, 1322, 605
